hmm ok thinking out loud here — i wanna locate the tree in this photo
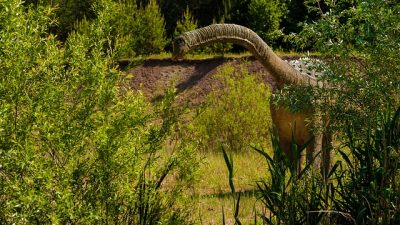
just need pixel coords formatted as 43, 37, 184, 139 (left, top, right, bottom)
173, 6, 198, 38
136, 0, 167, 54
248, 0, 287, 44
24, 0, 98, 41
101, 0, 167, 57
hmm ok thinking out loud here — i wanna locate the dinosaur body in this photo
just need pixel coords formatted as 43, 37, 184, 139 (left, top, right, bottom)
173, 24, 331, 174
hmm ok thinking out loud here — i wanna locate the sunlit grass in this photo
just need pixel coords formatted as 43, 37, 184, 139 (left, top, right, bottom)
186, 149, 271, 224
193, 150, 269, 195
191, 192, 265, 225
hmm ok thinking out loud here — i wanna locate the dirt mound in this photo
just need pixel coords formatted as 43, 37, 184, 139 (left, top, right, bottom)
126, 56, 297, 106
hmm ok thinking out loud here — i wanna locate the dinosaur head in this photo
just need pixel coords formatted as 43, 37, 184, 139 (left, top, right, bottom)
172, 36, 190, 60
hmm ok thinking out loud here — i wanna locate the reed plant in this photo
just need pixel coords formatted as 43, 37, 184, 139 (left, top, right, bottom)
221, 106, 400, 224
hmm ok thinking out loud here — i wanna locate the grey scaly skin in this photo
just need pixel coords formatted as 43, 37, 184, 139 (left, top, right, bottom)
172, 24, 325, 89
173, 24, 332, 177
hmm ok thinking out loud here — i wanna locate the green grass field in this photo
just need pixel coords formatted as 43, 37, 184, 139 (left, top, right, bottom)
186, 149, 270, 224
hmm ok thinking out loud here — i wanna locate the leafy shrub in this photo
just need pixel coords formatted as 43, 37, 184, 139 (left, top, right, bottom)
25, 0, 168, 56
248, 0, 287, 45
296, 0, 400, 133
189, 63, 272, 152
0, 1, 196, 224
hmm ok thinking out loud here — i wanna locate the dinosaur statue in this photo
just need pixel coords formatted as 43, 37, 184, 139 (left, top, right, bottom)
172, 24, 332, 176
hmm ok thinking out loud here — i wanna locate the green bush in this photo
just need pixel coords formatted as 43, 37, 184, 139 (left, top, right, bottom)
0, 1, 196, 224
189, 63, 272, 152
297, 0, 400, 133
248, 0, 287, 45
26, 0, 168, 57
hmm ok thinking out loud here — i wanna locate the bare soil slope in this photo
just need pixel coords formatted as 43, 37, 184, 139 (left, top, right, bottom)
126, 56, 288, 105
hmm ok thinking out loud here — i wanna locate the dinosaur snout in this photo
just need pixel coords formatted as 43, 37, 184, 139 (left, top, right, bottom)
172, 37, 188, 60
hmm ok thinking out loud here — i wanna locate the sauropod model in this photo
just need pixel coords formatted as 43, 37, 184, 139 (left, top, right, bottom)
172, 24, 332, 176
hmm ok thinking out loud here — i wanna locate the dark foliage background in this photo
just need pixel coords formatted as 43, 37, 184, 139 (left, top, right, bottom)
24, 0, 324, 51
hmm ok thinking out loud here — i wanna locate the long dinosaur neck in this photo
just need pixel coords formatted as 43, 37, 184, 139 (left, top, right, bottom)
173, 24, 320, 89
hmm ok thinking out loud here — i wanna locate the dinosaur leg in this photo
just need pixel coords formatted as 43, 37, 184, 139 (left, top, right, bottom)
308, 113, 323, 168
307, 132, 322, 168
273, 127, 304, 174
321, 130, 334, 184
271, 106, 312, 174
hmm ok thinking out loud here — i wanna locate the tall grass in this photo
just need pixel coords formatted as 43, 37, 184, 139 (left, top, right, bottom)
331, 106, 400, 224
223, 106, 400, 224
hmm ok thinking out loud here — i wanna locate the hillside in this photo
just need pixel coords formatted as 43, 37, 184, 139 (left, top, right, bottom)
125, 56, 284, 105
